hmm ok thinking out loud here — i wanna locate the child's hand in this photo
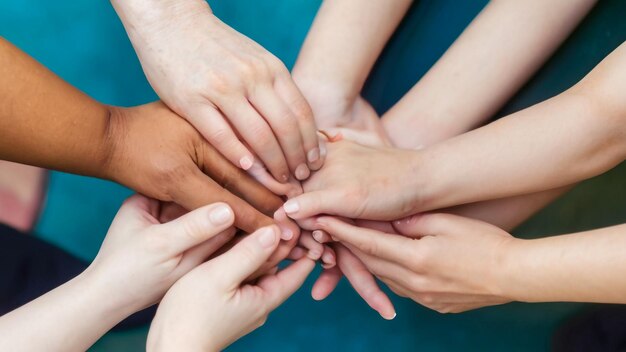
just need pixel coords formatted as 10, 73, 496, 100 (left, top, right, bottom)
87, 194, 238, 315
147, 226, 315, 352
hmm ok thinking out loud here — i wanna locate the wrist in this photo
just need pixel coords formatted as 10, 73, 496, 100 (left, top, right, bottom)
100, 106, 127, 184
492, 237, 527, 302
111, 0, 211, 39
76, 267, 136, 326
292, 68, 358, 109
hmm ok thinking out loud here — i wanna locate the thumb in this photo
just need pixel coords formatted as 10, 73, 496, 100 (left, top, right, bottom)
283, 191, 343, 220
211, 225, 281, 290
157, 202, 235, 255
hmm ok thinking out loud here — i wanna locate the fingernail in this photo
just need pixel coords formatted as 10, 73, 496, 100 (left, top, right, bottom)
295, 163, 310, 180
281, 227, 294, 241
283, 199, 300, 214
319, 141, 327, 158
239, 156, 253, 170
322, 251, 335, 265
258, 227, 277, 248
308, 248, 322, 260
312, 230, 324, 243
382, 312, 397, 320
209, 205, 232, 225
307, 148, 320, 163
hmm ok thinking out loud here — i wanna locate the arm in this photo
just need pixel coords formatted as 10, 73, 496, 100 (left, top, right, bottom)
0, 37, 290, 233
0, 196, 237, 351
320, 213, 626, 314
284, 42, 626, 221
383, 0, 597, 148
110, 0, 322, 182
292, 0, 412, 129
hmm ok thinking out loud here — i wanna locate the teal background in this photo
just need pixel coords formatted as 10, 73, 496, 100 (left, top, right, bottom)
1, 0, 625, 350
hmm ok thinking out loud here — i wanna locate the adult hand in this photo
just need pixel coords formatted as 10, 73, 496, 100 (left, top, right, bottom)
112, 0, 323, 183
317, 213, 514, 313
282, 140, 420, 221
106, 101, 300, 234
88, 195, 238, 315
147, 225, 315, 351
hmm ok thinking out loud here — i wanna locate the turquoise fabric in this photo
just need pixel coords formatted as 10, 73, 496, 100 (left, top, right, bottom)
1, 0, 625, 351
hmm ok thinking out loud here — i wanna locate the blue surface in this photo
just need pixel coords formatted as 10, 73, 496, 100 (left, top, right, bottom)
1, 0, 626, 351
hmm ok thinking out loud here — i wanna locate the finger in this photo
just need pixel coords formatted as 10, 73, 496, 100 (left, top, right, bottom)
211, 225, 281, 289
321, 245, 336, 269
298, 231, 324, 261
287, 246, 307, 261
190, 104, 256, 171
177, 227, 237, 274
217, 98, 290, 182
311, 266, 343, 301
258, 257, 316, 310
354, 219, 397, 234
273, 207, 301, 241
273, 74, 322, 171
393, 213, 478, 239
345, 244, 418, 290
323, 127, 388, 148
282, 190, 344, 220
246, 159, 302, 197
335, 244, 396, 320
317, 216, 410, 264
249, 86, 309, 180
199, 142, 283, 216
157, 202, 235, 255
158, 202, 189, 223
312, 230, 333, 244
114, 194, 160, 226
170, 168, 274, 233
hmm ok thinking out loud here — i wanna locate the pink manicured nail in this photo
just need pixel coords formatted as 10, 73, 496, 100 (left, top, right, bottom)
258, 227, 277, 248
239, 156, 253, 170
283, 199, 300, 214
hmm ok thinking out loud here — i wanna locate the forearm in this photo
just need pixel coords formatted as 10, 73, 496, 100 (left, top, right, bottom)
501, 224, 626, 303
409, 43, 626, 212
383, 0, 596, 148
0, 271, 129, 352
292, 0, 412, 111
444, 187, 570, 232
0, 38, 112, 178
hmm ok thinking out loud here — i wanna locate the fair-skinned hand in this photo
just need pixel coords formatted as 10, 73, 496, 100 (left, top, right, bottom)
112, 0, 323, 184
317, 213, 514, 313
88, 195, 239, 314
282, 140, 420, 221
147, 226, 315, 352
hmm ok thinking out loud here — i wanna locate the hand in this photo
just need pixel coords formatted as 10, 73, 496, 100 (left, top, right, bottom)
87, 195, 238, 315
147, 226, 315, 351
106, 101, 301, 234
114, 0, 323, 182
317, 213, 515, 313
294, 78, 390, 147
282, 140, 420, 221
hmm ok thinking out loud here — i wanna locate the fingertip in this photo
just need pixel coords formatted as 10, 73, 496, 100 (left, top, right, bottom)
257, 225, 280, 249
208, 202, 234, 226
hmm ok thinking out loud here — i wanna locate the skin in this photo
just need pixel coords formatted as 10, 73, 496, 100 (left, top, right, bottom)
148, 226, 315, 351
110, 0, 324, 183
0, 37, 302, 272
383, 0, 598, 148
292, 0, 412, 132
0, 195, 238, 351
284, 42, 626, 222
0, 196, 315, 351
318, 212, 626, 313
